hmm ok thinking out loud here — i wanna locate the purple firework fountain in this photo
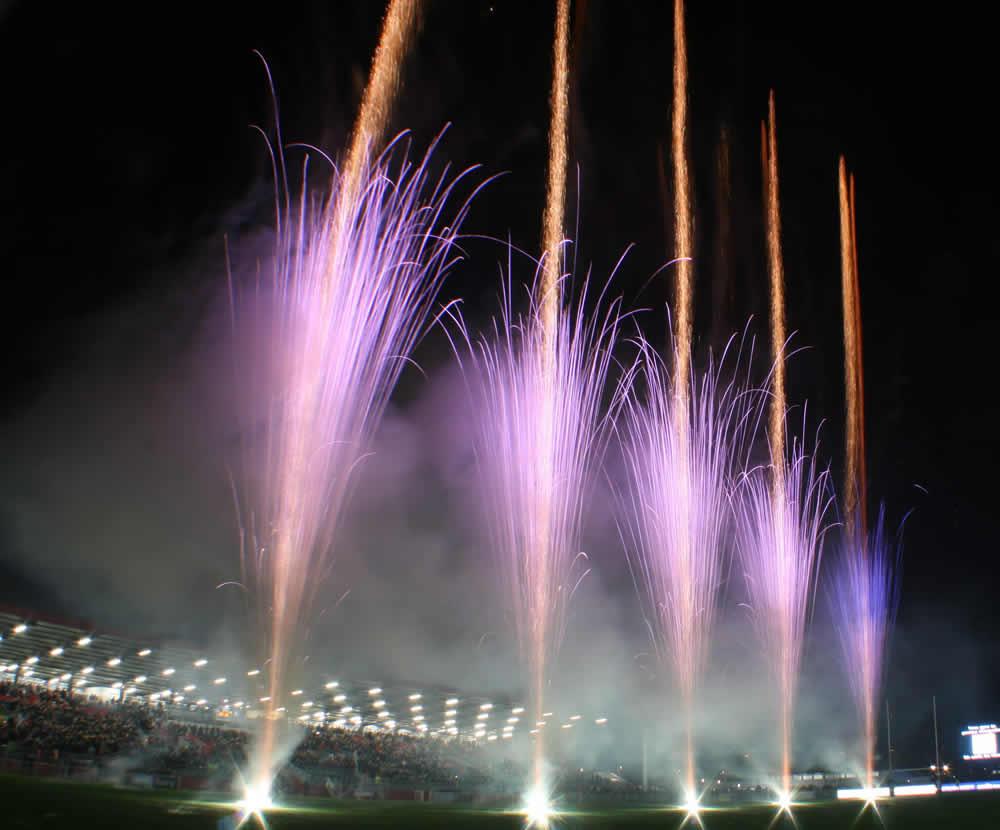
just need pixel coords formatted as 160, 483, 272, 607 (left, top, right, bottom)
618, 335, 757, 807
233, 135, 480, 798
451, 256, 625, 817
830, 508, 901, 794
734, 427, 831, 803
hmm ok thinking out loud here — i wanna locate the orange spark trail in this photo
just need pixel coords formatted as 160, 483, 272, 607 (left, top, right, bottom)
671, 0, 693, 404
341, 0, 420, 199
763, 92, 787, 501
850, 175, 868, 536
540, 0, 571, 336
839, 158, 866, 538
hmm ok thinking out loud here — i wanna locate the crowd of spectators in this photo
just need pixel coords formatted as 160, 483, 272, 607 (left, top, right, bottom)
0, 680, 513, 787
293, 725, 511, 786
0, 680, 155, 759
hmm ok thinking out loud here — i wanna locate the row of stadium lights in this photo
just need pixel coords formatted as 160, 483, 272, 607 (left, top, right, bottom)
2, 623, 609, 738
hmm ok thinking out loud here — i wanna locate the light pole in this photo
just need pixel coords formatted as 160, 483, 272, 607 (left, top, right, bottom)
932, 695, 942, 792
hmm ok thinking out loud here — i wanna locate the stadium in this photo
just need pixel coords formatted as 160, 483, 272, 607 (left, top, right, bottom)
1, 0, 996, 828
4, 606, 1000, 828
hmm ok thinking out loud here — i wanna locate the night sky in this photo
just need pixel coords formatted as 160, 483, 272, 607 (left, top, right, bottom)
0, 1, 996, 769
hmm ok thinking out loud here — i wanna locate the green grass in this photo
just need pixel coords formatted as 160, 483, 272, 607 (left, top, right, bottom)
4, 774, 1000, 828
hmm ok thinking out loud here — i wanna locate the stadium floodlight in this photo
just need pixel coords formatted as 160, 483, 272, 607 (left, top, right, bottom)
247, 669, 260, 676
75, 678, 88, 687
445, 709, 457, 717
77, 636, 92, 647
214, 678, 226, 685
150, 692, 160, 700
184, 684, 196, 692
377, 711, 390, 719
536, 721, 546, 727
82, 666, 94, 675
508, 717, 519, 724
340, 706, 352, 714
413, 715, 425, 722
134, 675, 147, 684
448, 726, 458, 735
446, 697, 459, 706
333, 694, 346, 703
26, 656, 39, 665
350, 715, 362, 725
445, 719, 456, 726
174, 695, 185, 702
112, 682, 123, 689
385, 720, 397, 729
543, 712, 553, 718
302, 701, 313, 708
22, 668, 33, 677
60, 672, 71, 681
570, 715, 581, 721
49, 647, 64, 657
161, 667, 174, 676
373, 699, 386, 708
503, 725, 514, 731
194, 659, 207, 667
368, 687, 382, 695
197, 699, 207, 705
259, 696, 271, 702
477, 713, 489, 720
409, 693, 422, 701
595, 718, 607, 724
13, 623, 27, 634
138, 648, 151, 657
503, 733, 512, 739
411, 705, 423, 712
512, 707, 525, 714
275, 707, 285, 713
108, 657, 122, 667
290, 689, 302, 696
487, 735, 498, 742
324, 680, 338, 688
561, 724, 573, 729
480, 702, 493, 710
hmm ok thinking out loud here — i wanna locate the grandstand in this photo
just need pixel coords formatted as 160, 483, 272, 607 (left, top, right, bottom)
0, 607, 610, 757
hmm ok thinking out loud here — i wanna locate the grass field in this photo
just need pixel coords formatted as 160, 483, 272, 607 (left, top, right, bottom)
4, 774, 1000, 828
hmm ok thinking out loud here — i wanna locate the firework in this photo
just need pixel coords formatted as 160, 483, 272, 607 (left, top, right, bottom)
839, 158, 867, 536
830, 508, 901, 792
450, 256, 625, 815
670, 0, 694, 403
734, 429, 832, 800
234, 134, 480, 792
618, 335, 757, 799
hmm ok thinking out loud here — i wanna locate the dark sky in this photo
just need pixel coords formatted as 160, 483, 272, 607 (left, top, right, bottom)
0, 1, 996, 769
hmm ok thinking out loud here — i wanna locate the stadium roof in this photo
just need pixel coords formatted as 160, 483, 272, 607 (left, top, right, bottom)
0, 609, 608, 742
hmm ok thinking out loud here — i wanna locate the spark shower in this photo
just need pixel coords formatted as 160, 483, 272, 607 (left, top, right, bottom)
223, 0, 903, 813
